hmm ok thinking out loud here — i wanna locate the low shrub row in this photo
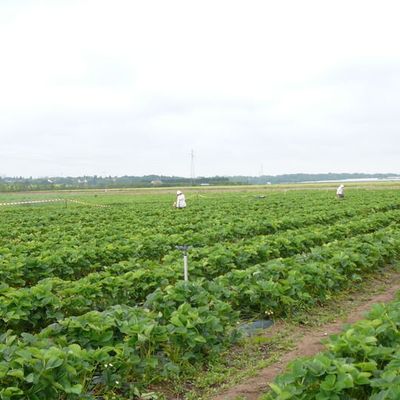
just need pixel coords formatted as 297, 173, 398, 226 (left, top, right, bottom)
262, 294, 400, 399
1, 212, 399, 333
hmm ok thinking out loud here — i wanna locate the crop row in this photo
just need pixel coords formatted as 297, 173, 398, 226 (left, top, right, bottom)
3, 191, 400, 264
1, 189, 385, 243
0, 190, 399, 247
212, 226, 400, 317
1, 227, 400, 398
0, 290, 238, 399
2, 199, 400, 288
0, 191, 330, 243
2, 189, 398, 253
1, 210, 399, 333
170, 208, 400, 278
263, 293, 400, 399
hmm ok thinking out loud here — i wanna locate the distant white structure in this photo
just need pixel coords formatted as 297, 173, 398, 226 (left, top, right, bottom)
302, 177, 400, 184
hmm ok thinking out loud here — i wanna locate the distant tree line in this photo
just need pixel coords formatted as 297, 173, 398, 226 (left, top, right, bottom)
0, 173, 398, 192
0, 175, 231, 192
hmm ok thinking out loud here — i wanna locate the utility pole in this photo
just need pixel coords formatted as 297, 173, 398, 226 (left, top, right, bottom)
190, 149, 195, 186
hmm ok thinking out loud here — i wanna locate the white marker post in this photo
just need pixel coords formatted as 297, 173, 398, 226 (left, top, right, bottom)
176, 245, 191, 282
183, 252, 188, 282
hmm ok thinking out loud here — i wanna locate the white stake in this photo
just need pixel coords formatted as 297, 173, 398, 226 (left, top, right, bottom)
184, 253, 188, 282
176, 245, 191, 283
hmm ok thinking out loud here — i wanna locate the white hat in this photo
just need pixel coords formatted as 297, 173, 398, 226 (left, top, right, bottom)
177, 190, 182, 195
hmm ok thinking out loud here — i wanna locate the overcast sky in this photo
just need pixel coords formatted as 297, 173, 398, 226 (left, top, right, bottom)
1, 0, 399, 177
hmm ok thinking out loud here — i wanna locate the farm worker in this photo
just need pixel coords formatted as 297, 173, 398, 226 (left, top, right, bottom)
336, 184, 345, 199
175, 190, 187, 209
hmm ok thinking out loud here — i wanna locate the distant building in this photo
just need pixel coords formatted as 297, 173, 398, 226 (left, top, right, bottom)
151, 180, 163, 186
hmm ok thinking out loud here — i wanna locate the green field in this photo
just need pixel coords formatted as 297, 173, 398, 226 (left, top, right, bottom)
0, 186, 400, 399
263, 293, 400, 400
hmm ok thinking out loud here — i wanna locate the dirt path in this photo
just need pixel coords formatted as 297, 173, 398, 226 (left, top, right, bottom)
212, 277, 400, 400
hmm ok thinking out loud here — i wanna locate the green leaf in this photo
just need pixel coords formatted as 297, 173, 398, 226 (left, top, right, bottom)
320, 374, 336, 391
7, 369, 24, 379
170, 315, 184, 327
45, 357, 64, 370
64, 384, 83, 394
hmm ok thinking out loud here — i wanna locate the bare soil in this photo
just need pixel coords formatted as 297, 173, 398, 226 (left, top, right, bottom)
212, 274, 400, 400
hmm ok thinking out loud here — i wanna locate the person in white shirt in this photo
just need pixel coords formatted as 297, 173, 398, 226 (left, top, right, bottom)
174, 190, 187, 209
336, 184, 345, 199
